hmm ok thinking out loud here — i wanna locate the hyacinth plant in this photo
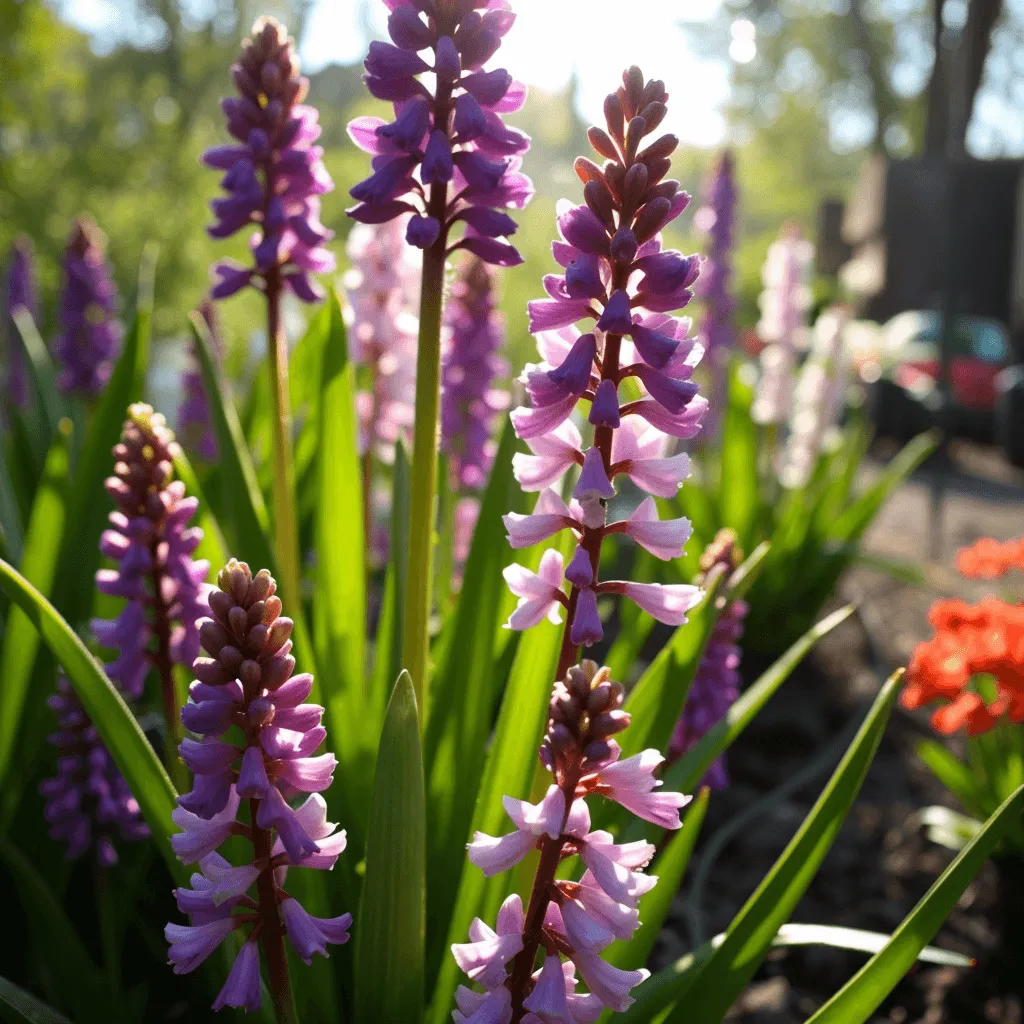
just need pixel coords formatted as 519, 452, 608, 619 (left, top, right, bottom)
347, 0, 532, 705
2, 17, 1024, 1024
692, 150, 737, 435
3, 236, 36, 415
203, 15, 336, 619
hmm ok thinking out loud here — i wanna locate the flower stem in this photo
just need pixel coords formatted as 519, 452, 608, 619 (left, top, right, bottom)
401, 159, 452, 717
251, 799, 300, 1024
506, 767, 582, 1020
265, 269, 302, 618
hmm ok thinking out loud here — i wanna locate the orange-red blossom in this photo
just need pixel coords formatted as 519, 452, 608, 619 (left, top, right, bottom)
904, 537, 1024, 735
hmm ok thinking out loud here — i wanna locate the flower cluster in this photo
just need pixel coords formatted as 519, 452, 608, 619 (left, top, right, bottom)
454, 659, 690, 1020
904, 538, 1024, 735
955, 536, 1024, 579
178, 299, 221, 461
3, 237, 36, 411
502, 67, 705, 653
203, 16, 335, 303
346, 0, 531, 262
94, 404, 210, 711
693, 150, 737, 424
442, 255, 509, 490
751, 225, 815, 426
779, 305, 849, 489
669, 530, 747, 788
40, 676, 149, 866
344, 217, 421, 462
167, 560, 350, 1012
53, 217, 123, 398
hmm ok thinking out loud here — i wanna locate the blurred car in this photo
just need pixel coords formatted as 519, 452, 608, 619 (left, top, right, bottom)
861, 311, 1014, 441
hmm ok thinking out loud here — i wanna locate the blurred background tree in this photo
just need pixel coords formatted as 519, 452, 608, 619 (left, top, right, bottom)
3, 0, 1023, 374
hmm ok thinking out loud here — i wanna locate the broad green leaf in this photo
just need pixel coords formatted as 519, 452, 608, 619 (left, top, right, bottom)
0, 974, 73, 1024
0, 420, 72, 790
670, 669, 904, 1024
604, 789, 710, 973
189, 311, 273, 569
805, 783, 1024, 1024
56, 258, 153, 629
916, 739, 983, 816
665, 604, 856, 795
355, 672, 425, 1024
172, 450, 229, 572
0, 559, 185, 884
0, 440, 23, 564
423, 421, 519, 979
0, 839, 110, 1023
313, 290, 371, 852
619, 918, 970, 1024
427, 530, 576, 1023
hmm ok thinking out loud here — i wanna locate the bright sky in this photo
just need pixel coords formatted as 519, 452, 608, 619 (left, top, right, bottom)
59, 0, 732, 148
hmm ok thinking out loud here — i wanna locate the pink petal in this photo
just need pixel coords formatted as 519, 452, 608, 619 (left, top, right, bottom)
467, 828, 536, 876
621, 582, 703, 625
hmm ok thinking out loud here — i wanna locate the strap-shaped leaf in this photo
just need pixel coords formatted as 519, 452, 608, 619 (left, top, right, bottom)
313, 290, 372, 856
665, 604, 855, 795
427, 529, 576, 1023
355, 671, 426, 1024
0, 973, 73, 1024
189, 311, 272, 568
805, 783, 1024, 1023
0, 559, 184, 884
423, 420, 519, 977
617, 918, 970, 1024
718, 358, 760, 549
12, 306, 63, 443
668, 669, 904, 1024
0, 420, 72, 789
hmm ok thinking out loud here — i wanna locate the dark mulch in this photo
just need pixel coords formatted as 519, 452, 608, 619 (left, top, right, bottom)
653, 442, 1024, 1023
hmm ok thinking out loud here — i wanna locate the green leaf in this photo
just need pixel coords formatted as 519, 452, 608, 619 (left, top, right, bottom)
355, 671, 426, 1024
605, 789, 710, 972
805, 783, 1024, 1024
0, 440, 24, 564
830, 430, 937, 545
427, 530, 575, 1023
172, 450, 229, 572
0, 974, 73, 1024
0, 839, 110, 1023
664, 604, 855, 795
313, 290, 371, 854
12, 306, 63, 441
56, 264, 153, 629
424, 420, 519, 977
0, 420, 72, 791
383, 439, 411, 688
669, 669, 904, 1024
0, 559, 185, 884
618, 919, 970, 1024
852, 551, 927, 586
916, 739, 983, 816
189, 311, 273, 569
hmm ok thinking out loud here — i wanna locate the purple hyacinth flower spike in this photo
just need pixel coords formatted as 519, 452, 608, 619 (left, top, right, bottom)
3, 236, 37, 412
203, 16, 336, 305
669, 529, 747, 787
53, 216, 123, 399
166, 560, 350, 1015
